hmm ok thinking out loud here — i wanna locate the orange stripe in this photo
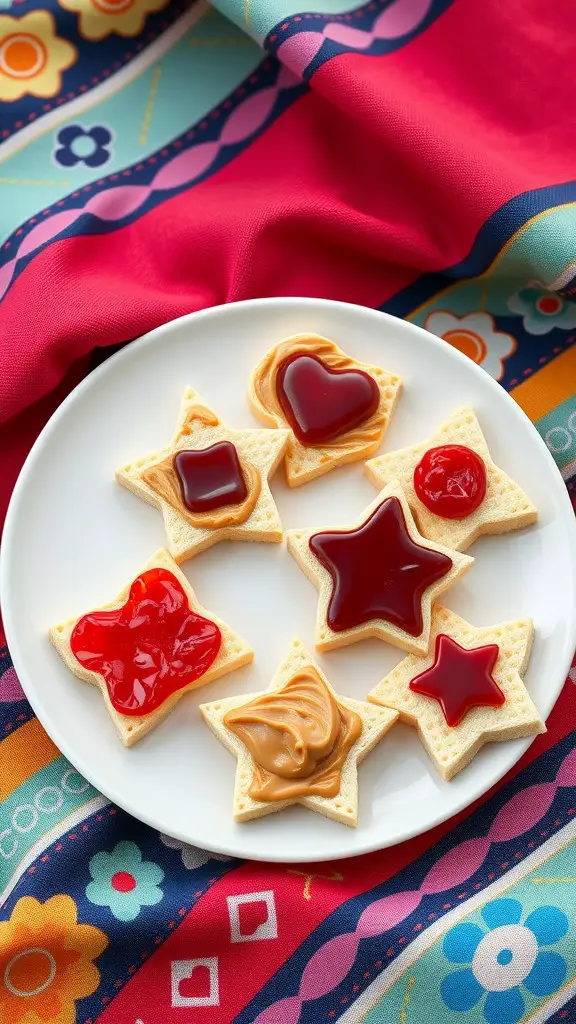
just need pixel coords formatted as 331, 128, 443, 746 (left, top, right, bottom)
0, 718, 59, 799
511, 347, 576, 422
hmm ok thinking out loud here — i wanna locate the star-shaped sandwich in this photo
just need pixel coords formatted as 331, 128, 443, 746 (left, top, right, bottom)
49, 549, 253, 746
365, 407, 537, 551
200, 639, 398, 826
249, 333, 402, 487
116, 387, 289, 562
368, 606, 544, 779
287, 482, 473, 655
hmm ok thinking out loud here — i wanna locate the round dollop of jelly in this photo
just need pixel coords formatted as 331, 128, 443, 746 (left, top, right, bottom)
413, 444, 487, 520
70, 568, 222, 716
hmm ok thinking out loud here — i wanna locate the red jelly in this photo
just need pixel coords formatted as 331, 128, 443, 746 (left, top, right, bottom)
410, 633, 503, 726
276, 352, 380, 446
309, 497, 453, 636
174, 441, 247, 514
413, 444, 487, 520
70, 568, 221, 716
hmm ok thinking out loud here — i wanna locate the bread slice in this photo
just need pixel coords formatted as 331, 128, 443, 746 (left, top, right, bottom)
368, 605, 544, 780
287, 482, 474, 656
365, 406, 537, 551
248, 334, 402, 487
49, 548, 253, 747
200, 638, 398, 826
116, 388, 289, 563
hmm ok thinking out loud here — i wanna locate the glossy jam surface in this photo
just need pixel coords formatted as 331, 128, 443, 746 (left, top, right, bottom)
70, 568, 222, 716
275, 352, 380, 446
174, 441, 248, 514
413, 444, 487, 520
309, 497, 453, 636
409, 633, 503, 726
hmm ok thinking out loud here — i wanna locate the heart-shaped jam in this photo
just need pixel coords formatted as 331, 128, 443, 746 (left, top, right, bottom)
70, 568, 221, 716
413, 444, 487, 520
174, 441, 248, 514
275, 353, 380, 446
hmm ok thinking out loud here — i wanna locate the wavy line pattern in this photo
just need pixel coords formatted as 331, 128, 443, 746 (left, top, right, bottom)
0, 64, 298, 303
252, 744, 576, 1024
273, 0, 434, 78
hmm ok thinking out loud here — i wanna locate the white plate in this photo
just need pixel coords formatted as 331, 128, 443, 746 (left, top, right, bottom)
3, 299, 576, 863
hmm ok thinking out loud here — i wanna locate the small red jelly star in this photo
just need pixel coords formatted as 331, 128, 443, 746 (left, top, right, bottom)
410, 634, 503, 726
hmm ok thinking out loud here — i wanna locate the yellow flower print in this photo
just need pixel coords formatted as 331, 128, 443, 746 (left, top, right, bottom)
0, 10, 76, 102
59, 0, 169, 42
0, 894, 108, 1024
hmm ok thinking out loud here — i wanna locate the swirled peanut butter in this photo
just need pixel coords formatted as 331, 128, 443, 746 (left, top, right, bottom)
250, 335, 386, 451
224, 667, 362, 801
179, 402, 220, 431
141, 404, 261, 529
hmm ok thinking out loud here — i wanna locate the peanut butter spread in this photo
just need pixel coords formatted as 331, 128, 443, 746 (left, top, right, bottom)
251, 335, 386, 451
223, 667, 362, 801
141, 403, 261, 529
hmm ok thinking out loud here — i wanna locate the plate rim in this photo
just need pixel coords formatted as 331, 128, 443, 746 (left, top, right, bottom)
2, 296, 576, 862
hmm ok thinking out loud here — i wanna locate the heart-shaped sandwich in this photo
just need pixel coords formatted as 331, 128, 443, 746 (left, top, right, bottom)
249, 334, 402, 486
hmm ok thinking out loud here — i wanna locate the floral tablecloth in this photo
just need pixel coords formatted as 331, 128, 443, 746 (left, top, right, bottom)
1, 0, 576, 1021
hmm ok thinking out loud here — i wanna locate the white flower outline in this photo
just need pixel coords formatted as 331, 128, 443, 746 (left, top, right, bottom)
424, 310, 516, 381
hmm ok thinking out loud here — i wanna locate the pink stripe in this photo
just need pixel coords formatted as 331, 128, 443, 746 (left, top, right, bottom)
253, 996, 301, 1024
87, 186, 152, 221
153, 144, 220, 191
356, 889, 421, 937
488, 784, 556, 842
0, 665, 25, 703
300, 932, 360, 999
374, 0, 433, 38
556, 745, 576, 786
277, 33, 324, 78
18, 210, 80, 259
0, 258, 16, 303
220, 88, 278, 146
421, 838, 491, 893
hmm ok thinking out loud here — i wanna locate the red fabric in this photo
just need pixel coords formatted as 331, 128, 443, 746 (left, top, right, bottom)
2, 0, 576, 444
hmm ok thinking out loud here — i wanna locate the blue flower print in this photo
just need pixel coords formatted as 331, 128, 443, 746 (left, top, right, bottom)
508, 285, 576, 335
441, 899, 568, 1024
54, 124, 113, 169
86, 840, 164, 921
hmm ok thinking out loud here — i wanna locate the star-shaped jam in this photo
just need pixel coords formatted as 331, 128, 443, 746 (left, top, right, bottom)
174, 441, 248, 514
70, 568, 222, 716
309, 496, 453, 635
409, 633, 504, 726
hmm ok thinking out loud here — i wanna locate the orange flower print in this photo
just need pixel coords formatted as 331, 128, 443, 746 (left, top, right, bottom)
0, 894, 107, 1024
0, 11, 76, 102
